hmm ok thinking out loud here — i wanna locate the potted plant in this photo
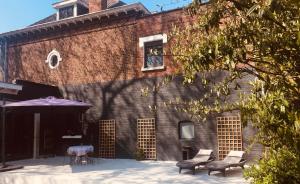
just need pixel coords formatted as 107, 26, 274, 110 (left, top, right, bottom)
135, 146, 145, 161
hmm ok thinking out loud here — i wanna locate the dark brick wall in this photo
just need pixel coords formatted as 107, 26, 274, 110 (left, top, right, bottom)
62, 73, 261, 161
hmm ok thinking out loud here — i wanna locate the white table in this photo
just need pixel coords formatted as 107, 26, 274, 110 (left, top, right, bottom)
67, 145, 94, 165
67, 145, 94, 156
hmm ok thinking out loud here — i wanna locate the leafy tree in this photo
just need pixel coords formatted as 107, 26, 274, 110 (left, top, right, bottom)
170, 0, 300, 183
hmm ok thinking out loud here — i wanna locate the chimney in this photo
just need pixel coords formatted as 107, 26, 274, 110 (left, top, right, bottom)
89, 0, 107, 13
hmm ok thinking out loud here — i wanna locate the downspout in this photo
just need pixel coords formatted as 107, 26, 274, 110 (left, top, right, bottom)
1, 99, 5, 167
3, 39, 7, 83
1, 38, 7, 167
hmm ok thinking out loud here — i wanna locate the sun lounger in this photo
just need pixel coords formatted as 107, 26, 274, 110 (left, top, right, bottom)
176, 149, 214, 175
206, 151, 246, 177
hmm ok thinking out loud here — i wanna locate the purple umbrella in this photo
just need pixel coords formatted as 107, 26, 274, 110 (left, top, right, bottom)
4, 96, 91, 108
3, 96, 92, 113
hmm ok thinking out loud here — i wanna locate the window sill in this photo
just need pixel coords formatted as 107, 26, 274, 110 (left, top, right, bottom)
141, 66, 165, 72
179, 138, 195, 141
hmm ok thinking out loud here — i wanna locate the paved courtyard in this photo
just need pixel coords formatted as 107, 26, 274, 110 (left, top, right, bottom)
0, 157, 249, 184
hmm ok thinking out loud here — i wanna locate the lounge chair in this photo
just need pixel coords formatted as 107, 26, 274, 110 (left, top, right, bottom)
206, 150, 246, 177
176, 149, 214, 175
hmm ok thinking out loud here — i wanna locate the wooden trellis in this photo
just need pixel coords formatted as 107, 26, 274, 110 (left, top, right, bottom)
99, 120, 116, 158
137, 118, 157, 160
217, 116, 243, 160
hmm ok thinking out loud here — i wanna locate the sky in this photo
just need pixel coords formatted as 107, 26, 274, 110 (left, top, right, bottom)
0, 0, 192, 34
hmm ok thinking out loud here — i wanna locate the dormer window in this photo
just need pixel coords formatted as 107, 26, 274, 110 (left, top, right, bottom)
59, 6, 74, 20
53, 0, 88, 20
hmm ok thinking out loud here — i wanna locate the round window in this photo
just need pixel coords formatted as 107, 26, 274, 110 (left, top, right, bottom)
45, 49, 62, 69
50, 55, 59, 68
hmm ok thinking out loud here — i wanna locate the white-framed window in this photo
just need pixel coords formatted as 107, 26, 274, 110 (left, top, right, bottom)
139, 34, 167, 71
53, 0, 89, 20
45, 49, 62, 69
179, 121, 195, 140
59, 5, 75, 19
201, 0, 210, 3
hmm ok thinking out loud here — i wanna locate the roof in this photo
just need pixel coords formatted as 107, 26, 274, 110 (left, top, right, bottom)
30, 0, 128, 26
0, 81, 22, 95
52, 0, 88, 9
4, 80, 62, 101
0, 3, 150, 40
109, 1, 126, 8
30, 14, 57, 27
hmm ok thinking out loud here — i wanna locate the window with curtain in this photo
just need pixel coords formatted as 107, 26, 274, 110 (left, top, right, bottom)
144, 40, 164, 69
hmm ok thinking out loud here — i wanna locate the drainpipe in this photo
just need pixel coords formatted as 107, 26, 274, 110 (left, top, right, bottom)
1, 102, 5, 167
1, 38, 7, 167
3, 39, 7, 83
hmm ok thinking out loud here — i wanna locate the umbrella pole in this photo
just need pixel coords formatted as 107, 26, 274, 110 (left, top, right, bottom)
1, 107, 6, 168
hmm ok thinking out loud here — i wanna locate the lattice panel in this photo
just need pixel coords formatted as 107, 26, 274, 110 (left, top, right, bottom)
217, 116, 243, 160
137, 118, 157, 160
99, 120, 116, 158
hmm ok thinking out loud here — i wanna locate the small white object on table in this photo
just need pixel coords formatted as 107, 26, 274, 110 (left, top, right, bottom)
67, 145, 94, 157
62, 135, 82, 139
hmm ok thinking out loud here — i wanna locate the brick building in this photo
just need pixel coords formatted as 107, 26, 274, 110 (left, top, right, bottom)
0, 0, 261, 161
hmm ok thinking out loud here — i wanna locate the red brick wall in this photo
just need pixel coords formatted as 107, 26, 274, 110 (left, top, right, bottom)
137, 10, 194, 78
89, 0, 107, 13
7, 9, 193, 86
8, 24, 137, 86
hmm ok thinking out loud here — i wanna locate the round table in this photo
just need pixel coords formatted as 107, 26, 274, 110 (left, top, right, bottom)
67, 145, 94, 156
67, 145, 94, 165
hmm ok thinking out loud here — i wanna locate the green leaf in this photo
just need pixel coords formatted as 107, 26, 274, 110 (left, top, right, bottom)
247, 4, 260, 16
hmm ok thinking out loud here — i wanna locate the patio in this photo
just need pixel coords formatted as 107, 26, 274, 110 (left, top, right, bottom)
0, 157, 249, 184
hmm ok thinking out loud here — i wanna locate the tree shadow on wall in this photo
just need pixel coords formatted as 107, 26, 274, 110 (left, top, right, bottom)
8, 14, 246, 160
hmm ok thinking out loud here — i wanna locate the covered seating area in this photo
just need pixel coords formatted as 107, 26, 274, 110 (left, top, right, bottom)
1, 95, 92, 172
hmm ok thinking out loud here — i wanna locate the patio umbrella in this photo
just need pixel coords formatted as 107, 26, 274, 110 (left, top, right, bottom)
3, 96, 91, 112
1, 96, 92, 170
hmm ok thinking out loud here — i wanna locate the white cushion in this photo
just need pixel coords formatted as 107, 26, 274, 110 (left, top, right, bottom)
197, 149, 213, 156
227, 151, 244, 157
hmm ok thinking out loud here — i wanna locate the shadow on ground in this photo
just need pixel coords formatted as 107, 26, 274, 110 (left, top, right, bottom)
0, 157, 249, 184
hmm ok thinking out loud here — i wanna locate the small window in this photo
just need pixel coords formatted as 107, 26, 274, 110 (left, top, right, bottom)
45, 50, 62, 69
144, 40, 164, 69
139, 34, 167, 71
50, 55, 59, 68
179, 121, 195, 140
59, 6, 74, 19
